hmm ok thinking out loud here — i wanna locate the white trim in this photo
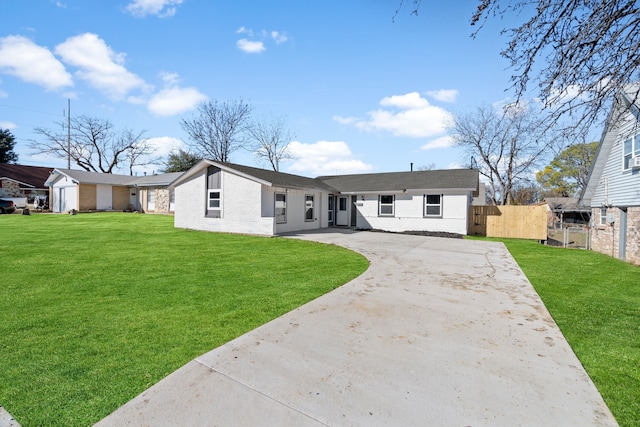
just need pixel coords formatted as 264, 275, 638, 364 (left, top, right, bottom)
378, 194, 395, 216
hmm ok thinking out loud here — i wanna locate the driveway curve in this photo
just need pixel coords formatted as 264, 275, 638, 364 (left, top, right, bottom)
96, 230, 617, 426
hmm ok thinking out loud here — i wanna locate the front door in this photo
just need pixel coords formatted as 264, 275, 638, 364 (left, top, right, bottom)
146, 188, 155, 211
336, 196, 348, 226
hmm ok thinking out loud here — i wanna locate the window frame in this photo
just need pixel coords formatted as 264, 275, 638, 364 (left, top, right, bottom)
622, 133, 640, 170
206, 166, 222, 218
275, 192, 287, 224
378, 194, 395, 217
305, 194, 314, 222
424, 194, 443, 218
599, 207, 607, 226
208, 190, 221, 209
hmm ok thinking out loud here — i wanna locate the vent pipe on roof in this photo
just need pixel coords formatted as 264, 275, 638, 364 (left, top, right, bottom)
410, 162, 413, 172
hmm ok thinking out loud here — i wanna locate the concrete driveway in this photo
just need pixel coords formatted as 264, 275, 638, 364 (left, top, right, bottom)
96, 230, 617, 426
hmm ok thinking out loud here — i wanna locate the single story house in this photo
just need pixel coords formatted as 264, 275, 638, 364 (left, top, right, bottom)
579, 84, 640, 265
0, 163, 53, 207
45, 168, 182, 214
169, 160, 480, 236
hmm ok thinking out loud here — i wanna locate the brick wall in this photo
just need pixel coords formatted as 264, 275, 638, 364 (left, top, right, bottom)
78, 184, 96, 211
590, 207, 640, 265
0, 179, 23, 197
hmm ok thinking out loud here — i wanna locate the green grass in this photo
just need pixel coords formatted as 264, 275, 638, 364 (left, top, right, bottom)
0, 213, 368, 426
468, 236, 640, 427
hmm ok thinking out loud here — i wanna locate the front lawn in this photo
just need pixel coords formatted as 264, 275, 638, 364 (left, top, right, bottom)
0, 213, 368, 426
473, 237, 640, 427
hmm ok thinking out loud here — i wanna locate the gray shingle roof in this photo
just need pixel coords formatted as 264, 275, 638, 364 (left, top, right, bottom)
317, 169, 479, 193
132, 172, 183, 187
218, 162, 338, 192
46, 169, 182, 187
173, 160, 479, 195
53, 169, 135, 185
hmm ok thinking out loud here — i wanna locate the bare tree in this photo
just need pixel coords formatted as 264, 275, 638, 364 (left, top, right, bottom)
451, 103, 562, 205
181, 99, 252, 162
30, 115, 156, 174
249, 115, 296, 171
416, 163, 436, 171
397, 0, 640, 134
120, 128, 162, 175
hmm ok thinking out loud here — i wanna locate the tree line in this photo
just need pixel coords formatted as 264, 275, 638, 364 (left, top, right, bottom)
6, 0, 634, 206
7, 98, 295, 175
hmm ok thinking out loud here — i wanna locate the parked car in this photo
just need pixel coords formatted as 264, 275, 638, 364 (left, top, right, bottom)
0, 199, 16, 214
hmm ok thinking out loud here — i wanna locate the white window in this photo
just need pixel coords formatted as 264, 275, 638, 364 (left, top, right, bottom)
623, 133, 640, 170
599, 207, 607, 226
208, 190, 221, 208
206, 166, 222, 218
424, 194, 442, 217
305, 195, 314, 221
275, 193, 287, 223
378, 195, 394, 216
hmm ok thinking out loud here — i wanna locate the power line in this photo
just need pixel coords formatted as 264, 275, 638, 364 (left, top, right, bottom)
0, 103, 63, 117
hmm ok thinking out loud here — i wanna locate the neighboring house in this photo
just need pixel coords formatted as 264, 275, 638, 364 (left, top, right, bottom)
580, 84, 640, 265
544, 197, 590, 229
0, 163, 53, 207
44, 169, 182, 214
169, 160, 479, 236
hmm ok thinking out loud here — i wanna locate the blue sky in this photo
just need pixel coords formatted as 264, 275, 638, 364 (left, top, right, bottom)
1, 0, 518, 176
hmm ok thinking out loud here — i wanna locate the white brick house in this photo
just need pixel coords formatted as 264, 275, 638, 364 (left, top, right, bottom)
170, 160, 479, 236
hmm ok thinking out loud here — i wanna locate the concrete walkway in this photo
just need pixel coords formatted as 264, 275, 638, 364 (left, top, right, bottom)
96, 230, 617, 426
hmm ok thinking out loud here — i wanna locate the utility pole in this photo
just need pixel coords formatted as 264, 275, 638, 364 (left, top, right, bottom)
67, 98, 71, 169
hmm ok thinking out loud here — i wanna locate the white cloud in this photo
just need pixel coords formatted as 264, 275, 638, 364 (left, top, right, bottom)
426, 89, 458, 103
147, 86, 207, 116
0, 121, 16, 129
55, 33, 148, 99
270, 31, 288, 44
125, 0, 183, 17
332, 115, 357, 125
0, 35, 73, 91
287, 140, 373, 176
336, 92, 452, 138
145, 136, 185, 157
421, 135, 453, 150
236, 27, 288, 53
159, 71, 180, 85
237, 39, 265, 54
380, 92, 429, 109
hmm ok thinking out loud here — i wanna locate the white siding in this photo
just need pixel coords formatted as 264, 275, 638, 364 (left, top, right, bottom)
592, 111, 640, 208
354, 192, 470, 234
49, 176, 78, 213
173, 164, 473, 236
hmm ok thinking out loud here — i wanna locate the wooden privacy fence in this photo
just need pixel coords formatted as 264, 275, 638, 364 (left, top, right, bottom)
469, 205, 548, 240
